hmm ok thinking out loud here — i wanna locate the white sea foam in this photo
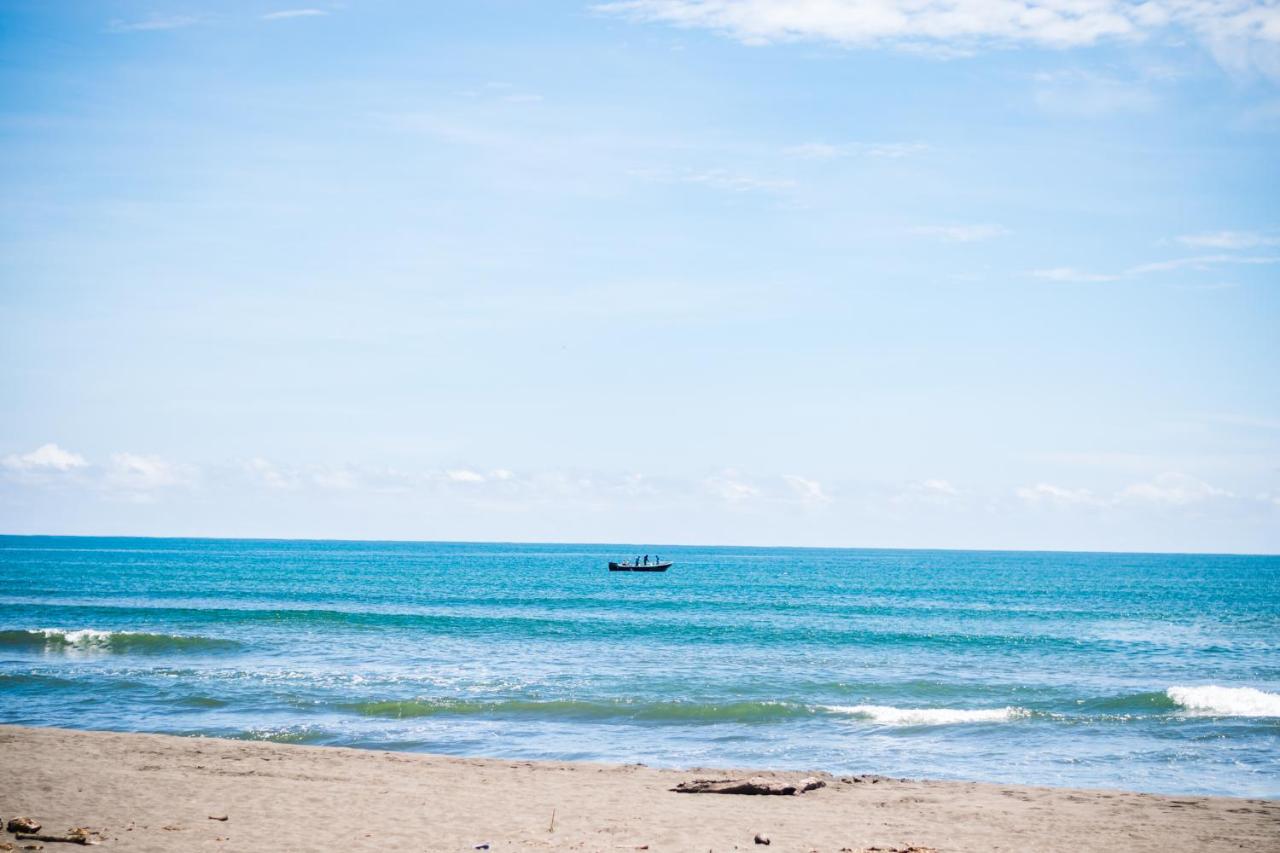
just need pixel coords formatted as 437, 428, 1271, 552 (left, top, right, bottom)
1166, 685, 1280, 718
35, 628, 116, 645
826, 704, 1028, 725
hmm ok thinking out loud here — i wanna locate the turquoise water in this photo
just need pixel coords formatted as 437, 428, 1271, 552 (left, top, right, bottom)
1, 536, 1278, 797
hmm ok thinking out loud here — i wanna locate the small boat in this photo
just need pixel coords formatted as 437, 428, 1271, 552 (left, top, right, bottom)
609, 561, 672, 572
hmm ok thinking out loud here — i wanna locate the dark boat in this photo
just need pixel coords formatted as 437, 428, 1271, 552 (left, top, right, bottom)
609, 561, 672, 572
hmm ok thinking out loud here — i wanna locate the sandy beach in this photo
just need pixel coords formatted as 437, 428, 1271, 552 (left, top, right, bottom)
0, 726, 1275, 852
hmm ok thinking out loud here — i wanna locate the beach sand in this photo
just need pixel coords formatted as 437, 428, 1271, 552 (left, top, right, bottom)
0, 725, 1276, 852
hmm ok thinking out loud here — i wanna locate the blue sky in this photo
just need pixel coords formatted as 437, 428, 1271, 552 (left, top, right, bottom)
2, 0, 1278, 552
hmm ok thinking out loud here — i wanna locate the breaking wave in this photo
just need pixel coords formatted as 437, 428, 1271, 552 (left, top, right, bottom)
1166, 686, 1280, 718
826, 704, 1029, 725
0, 628, 241, 654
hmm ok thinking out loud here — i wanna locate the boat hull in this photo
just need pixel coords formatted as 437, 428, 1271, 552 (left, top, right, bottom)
608, 562, 671, 572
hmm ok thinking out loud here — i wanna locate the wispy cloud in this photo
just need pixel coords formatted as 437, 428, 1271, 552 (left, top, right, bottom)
1115, 473, 1233, 506
913, 224, 1010, 243
784, 141, 928, 160
1017, 473, 1232, 508
705, 471, 762, 502
105, 453, 197, 499
1128, 253, 1280, 274
596, 0, 1280, 76
1032, 267, 1124, 283
630, 166, 795, 193
1034, 253, 1280, 282
679, 168, 796, 193
894, 478, 964, 505
782, 474, 831, 505
262, 9, 330, 20
244, 458, 300, 490
107, 15, 203, 33
1016, 483, 1105, 506
1177, 229, 1280, 249
1032, 69, 1159, 118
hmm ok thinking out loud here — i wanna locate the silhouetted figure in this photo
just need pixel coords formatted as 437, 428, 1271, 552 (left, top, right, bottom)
643, 555, 649, 565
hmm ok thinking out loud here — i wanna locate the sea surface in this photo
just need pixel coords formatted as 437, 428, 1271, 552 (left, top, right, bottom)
1, 536, 1278, 797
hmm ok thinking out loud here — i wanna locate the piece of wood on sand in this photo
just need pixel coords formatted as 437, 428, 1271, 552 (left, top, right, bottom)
671, 776, 826, 795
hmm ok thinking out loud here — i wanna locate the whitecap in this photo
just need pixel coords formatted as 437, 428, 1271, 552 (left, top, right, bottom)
826, 704, 1028, 725
37, 628, 115, 646
1166, 685, 1280, 718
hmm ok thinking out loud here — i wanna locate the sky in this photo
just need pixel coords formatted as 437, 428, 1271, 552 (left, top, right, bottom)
1, 0, 1278, 553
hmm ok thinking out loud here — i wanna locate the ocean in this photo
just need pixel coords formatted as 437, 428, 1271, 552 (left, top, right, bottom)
1, 536, 1277, 797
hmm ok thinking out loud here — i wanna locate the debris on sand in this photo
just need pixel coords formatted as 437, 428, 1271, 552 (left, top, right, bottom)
6, 819, 41, 835
13, 829, 100, 847
754, 832, 771, 845
673, 777, 826, 796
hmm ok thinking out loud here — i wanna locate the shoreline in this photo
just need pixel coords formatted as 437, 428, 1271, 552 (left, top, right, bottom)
1, 725, 1276, 851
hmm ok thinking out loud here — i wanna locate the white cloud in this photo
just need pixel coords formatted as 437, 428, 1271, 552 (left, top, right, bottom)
245, 458, 299, 489
706, 472, 761, 502
782, 474, 831, 504
895, 478, 964, 505
104, 453, 196, 500
913, 223, 1010, 243
1016, 482, 1103, 506
1018, 473, 1232, 508
446, 469, 487, 483
2, 443, 88, 472
262, 9, 329, 20
311, 468, 358, 490
921, 478, 959, 496
1177, 229, 1280, 249
1116, 472, 1232, 505
597, 0, 1280, 75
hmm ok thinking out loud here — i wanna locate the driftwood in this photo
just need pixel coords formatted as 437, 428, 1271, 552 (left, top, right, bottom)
6, 819, 41, 834
14, 835, 97, 847
671, 776, 826, 795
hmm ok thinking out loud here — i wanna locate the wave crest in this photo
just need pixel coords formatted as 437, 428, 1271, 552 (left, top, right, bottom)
1166, 685, 1280, 718
826, 704, 1029, 725
0, 628, 240, 654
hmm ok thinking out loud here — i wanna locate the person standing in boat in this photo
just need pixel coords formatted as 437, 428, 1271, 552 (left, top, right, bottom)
643, 554, 649, 565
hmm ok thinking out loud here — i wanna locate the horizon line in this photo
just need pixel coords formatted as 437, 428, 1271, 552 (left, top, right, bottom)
0, 531, 1276, 559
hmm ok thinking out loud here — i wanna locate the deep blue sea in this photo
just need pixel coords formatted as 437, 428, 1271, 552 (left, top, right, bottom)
1, 536, 1278, 797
